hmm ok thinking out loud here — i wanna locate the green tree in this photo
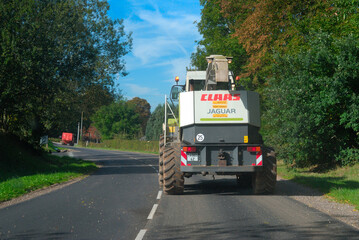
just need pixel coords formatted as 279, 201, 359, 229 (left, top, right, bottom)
0, 0, 131, 145
127, 97, 151, 136
265, 32, 359, 167
48, 84, 119, 138
191, 0, 248, 85
145, 104, 165, 141
91, 101, 140, 139
219, 0, 359, 83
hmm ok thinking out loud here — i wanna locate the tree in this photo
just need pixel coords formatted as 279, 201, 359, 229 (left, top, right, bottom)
194, 0, 359, 168
127, 97, 151, 136
83, 125, 101, 142
191, 0, 248, 86
0, 0, 132, 145
48, 84, 119, 138
265, 32, 359, 167
219, 0, 359, 82
91, 101, 140, 139
145, 104, 165, 141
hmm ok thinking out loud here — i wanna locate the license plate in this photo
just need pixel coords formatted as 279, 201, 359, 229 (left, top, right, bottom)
187, 153, 199, 161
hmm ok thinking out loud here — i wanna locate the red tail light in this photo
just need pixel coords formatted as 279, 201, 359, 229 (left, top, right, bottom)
247, 146, 261, 152
183, 146, 197, 152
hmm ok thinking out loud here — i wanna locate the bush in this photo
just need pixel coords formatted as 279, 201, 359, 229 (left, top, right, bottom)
336, 148, 359, 166
265, 32, 359, 167
83, 138, 158, 154
91, 101, 140, 139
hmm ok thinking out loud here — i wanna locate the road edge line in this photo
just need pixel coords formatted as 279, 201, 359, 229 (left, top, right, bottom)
135, 229, 147, 240
147, 204, 159, 220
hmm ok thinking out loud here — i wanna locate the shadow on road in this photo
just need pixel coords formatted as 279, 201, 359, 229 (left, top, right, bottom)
56, 146, 340, 197
3, 231, 69, 240
184, 178, 252, 196
182, 177, 325, 197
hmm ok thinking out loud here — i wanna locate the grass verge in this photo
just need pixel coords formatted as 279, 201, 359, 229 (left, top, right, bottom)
82, 138, 158, 154
0, 134, 97, 203
42, 140, 66, 153
0, 155, 97, 202
278, 161, 359, 210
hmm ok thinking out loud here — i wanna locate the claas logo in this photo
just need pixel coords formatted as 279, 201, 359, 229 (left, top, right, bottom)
200, 94, 240, 101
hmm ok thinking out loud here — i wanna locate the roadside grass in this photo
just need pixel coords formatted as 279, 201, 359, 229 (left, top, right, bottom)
0, 134, 97, 202
42, 140, 66, 152
82, 138, 158, 154
278, 161, 359, 210
49, 137, 60, 143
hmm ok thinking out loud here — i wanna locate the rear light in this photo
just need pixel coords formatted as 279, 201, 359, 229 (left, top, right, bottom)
247, 146, 261, 152
183, 146, 197, 152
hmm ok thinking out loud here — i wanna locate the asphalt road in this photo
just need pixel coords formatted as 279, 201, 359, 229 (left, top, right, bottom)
0, 146, 159, 240
0, 146, 358, 240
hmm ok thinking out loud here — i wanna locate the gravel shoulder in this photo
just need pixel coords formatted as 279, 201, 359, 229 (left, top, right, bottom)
277, 176, 359, 230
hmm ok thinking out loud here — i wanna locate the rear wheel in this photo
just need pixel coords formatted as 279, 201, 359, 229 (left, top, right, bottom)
163, 143, 184, 195
252, 147, 277, 194
158, 135, 164, 188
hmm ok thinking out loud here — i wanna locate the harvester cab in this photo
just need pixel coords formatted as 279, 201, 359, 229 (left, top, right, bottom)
170, 55, 235, 96
204, 55, 234, 90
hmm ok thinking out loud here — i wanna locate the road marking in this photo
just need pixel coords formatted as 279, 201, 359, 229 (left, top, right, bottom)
135, 229, 147, 240
156, 191, 162, 200
147, 204, 158, 220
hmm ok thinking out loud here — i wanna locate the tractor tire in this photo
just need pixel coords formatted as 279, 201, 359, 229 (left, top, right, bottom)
158, 134, 164, 188
163, 143, 184, 195
252, 147, 277, 194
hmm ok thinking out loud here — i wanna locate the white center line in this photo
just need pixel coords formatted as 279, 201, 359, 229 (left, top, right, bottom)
147, 204, 159, 220
135, 229, 147, 240
156, 191, 162, 200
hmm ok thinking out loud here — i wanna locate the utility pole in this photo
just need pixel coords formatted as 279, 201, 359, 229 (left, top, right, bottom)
80, 111, 83, 140
77, 122, 80, 145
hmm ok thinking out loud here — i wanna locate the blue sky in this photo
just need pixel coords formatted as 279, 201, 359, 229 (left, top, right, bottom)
108, 0, 202, 111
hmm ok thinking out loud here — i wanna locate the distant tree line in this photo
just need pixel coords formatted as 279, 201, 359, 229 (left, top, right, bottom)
91, 97, 151, 140
192, 0, 359, 167
145, 104, 165, 141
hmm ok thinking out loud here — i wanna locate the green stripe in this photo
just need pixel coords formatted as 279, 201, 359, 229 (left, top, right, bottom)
200, 118, 244, 121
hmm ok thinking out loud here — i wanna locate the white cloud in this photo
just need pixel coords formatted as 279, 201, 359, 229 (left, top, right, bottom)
124, 83, 159, 96
167, 57, 191, 84
115, 1, 202, 110
138, 9, 198, 36
124, 2, 200, 66
132, 36, 184, 64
